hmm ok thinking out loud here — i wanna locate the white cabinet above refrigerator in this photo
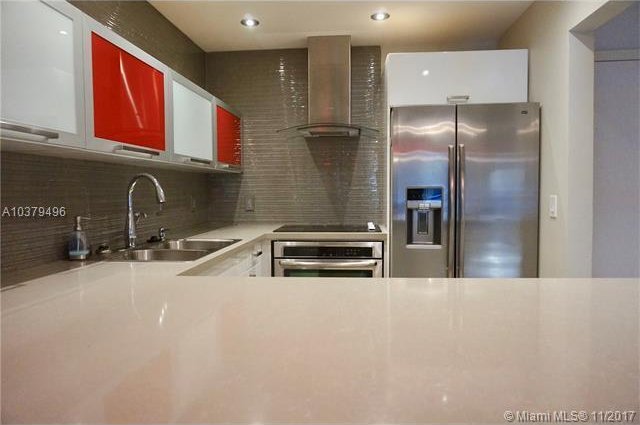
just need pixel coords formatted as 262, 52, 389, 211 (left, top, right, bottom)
385, 49, 528, 107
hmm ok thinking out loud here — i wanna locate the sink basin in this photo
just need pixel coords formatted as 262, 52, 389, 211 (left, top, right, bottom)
158, 239, 240, 252
100, 239, 241, 262
105, 249, 210, 262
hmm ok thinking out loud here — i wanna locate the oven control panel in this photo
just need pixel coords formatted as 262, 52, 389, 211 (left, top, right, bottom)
272, 241, 384, 259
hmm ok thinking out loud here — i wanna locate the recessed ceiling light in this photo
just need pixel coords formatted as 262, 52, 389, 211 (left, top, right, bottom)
370, 11, 390, 21
422, 70, 430, 76
58, 30, 68, 35
240, 18, 259, 27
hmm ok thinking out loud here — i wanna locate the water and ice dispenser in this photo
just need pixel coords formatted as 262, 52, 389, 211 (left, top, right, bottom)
406, 187, 442, 246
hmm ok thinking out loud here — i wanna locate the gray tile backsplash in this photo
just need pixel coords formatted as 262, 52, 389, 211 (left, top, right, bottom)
1, 152, 215, 279
205, 47, 386, 225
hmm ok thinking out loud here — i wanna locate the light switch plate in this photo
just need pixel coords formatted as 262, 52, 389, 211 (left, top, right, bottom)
549, 194, 558, 218
245, 195, 255, 212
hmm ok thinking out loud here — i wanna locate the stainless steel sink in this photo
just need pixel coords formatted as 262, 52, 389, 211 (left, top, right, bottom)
104, 249, 210, 262
100, 238, 241, 262
158, 239, 241, 251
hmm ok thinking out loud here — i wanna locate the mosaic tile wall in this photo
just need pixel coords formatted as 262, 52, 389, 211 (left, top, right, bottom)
1, 153, 214, 279
206, 47, 386, 225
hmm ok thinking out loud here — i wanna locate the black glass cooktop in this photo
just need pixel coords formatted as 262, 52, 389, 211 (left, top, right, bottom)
274, 224, 381, 233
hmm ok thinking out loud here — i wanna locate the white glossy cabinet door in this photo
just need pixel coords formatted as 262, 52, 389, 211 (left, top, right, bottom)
259, 239, 272, 277
0, 0, 84, 147
187, 240, 271, 277
170, 73, 214, 167
386, 49, 528, 107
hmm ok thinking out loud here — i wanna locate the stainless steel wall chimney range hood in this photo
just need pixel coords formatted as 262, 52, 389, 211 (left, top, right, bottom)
279, 36, 378, 139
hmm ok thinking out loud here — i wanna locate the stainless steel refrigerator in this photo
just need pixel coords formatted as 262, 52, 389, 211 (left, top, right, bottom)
391, 103, 540, 278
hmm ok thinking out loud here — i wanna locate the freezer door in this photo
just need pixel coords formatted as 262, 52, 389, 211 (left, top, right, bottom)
456, 103, 540, 277
391, 105, 456, 277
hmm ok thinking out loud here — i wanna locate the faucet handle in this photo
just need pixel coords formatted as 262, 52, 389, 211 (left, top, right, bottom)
147, 227, 169, 244
134, 211, 147, 224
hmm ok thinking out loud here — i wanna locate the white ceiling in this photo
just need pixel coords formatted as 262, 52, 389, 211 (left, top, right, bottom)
149, 1, 533, 53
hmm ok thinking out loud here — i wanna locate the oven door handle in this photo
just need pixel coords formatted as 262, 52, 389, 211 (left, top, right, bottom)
278, 260, 378, 269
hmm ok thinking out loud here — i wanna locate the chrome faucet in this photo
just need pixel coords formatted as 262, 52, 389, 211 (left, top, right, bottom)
124, 173, 166, 248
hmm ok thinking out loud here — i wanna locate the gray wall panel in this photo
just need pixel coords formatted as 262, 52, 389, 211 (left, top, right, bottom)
206, 47, 386, 224
1, 152, 215, 280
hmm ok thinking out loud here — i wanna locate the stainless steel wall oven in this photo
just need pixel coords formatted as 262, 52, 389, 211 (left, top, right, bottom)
272, 241, 384, 278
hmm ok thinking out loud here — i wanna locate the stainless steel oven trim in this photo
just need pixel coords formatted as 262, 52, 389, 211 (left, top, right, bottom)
272, 241, 383, 258
273, 258, 383, 277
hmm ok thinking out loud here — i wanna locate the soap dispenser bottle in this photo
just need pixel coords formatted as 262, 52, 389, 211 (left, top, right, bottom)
68, 216, 90, 260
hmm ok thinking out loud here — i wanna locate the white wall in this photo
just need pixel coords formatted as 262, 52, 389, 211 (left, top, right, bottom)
593, 60, 640, 276
498, 1, 630, 277
592, 3, 640, 277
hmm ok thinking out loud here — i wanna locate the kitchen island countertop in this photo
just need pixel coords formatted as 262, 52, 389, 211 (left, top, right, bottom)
1, 223, 638, 424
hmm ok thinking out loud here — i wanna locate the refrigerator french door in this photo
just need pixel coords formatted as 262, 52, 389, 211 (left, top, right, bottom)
391, 103, 540, 278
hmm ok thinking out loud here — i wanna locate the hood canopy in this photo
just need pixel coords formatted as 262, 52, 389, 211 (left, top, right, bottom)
278, 35, 379, 139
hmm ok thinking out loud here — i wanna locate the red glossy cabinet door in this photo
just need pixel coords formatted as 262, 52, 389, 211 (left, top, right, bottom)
91, 33, 165, 150
216, 105, 241, 166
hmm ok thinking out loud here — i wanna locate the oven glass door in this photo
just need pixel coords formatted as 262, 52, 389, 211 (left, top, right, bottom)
284, 269, 373, 278
275, 259, 382, 278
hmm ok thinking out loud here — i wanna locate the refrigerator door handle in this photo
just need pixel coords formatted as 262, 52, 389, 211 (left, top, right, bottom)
447, 145, 456, 277
457, 144, 466, 277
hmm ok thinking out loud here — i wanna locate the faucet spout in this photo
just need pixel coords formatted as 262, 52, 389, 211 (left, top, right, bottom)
125, 173, 166, 248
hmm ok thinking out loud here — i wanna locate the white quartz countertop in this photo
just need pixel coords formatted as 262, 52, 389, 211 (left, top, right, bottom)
1, 224, 638, 424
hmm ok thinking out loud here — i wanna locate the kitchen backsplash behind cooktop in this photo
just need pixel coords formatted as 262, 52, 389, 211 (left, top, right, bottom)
206, 46, 386, 225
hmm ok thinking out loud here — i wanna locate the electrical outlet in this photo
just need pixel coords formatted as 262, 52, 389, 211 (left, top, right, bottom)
245, 195, 255, 212
549, 194, 558, 218
190, 196, 197, 212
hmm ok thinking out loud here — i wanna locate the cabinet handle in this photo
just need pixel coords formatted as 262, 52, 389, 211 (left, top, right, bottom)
113, 146, 160, 158
252, 250, 263, 257
278, 260, 377, 269
0, 121, 59, 139
184, 157, 211, 165
446, 95, 470, 104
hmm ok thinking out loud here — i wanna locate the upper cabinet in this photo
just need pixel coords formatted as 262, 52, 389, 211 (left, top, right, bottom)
1, 3, 242, 173
385, 50, 528, 107
0, 0, 85, 148
170, 73, 214, 168
215, 100, 242, 169
83, 18, 171, 160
